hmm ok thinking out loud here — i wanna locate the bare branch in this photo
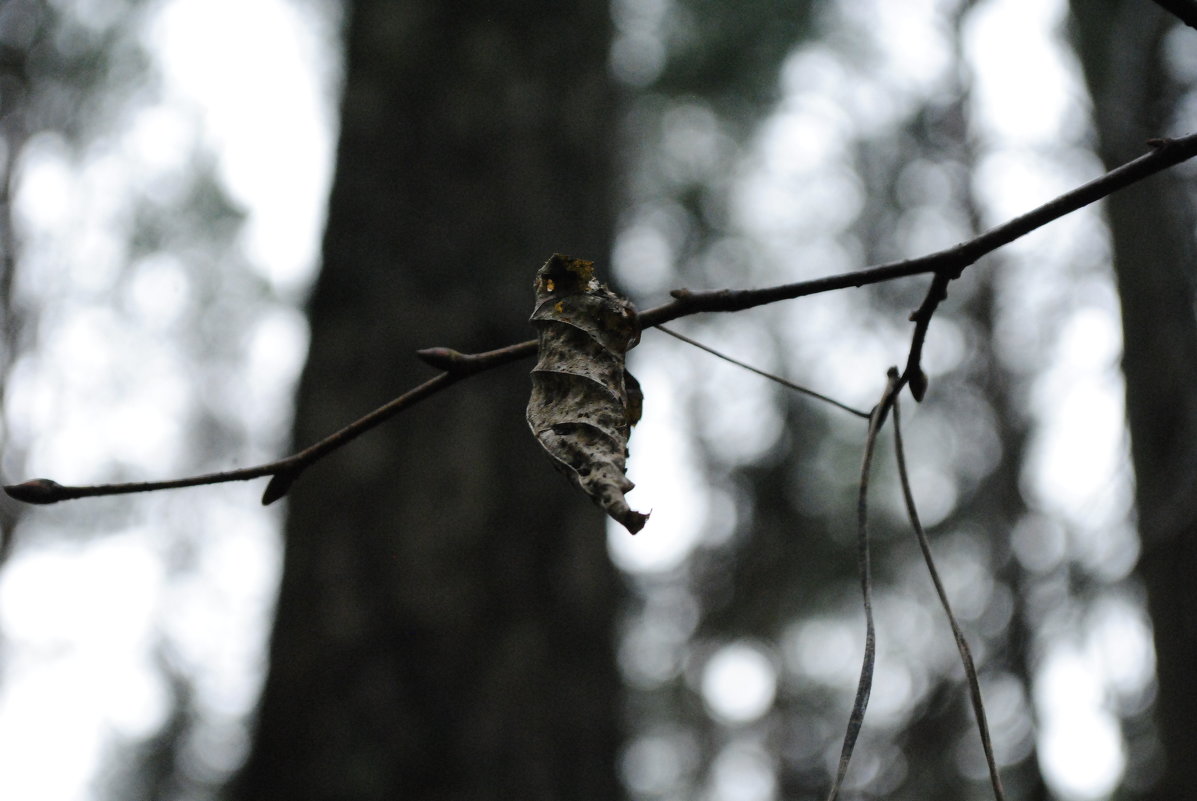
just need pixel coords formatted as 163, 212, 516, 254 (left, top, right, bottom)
8, 372, 460, 506
7, 133, 1197, 506
647, 133, 1197, 324
900, 271, 952, 401
415, 342, 535, 375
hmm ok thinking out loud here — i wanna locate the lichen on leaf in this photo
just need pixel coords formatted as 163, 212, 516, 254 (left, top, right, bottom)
527, 254, 648, 534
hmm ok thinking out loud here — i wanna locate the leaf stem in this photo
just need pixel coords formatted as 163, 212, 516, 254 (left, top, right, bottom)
893, 395, 1006, 801
824, 368, 898, 801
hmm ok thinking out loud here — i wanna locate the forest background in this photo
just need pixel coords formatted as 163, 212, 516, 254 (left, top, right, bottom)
0, 0, 1195, 800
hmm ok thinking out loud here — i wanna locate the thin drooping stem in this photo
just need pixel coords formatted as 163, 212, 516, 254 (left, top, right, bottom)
892, 397, 1006, 801
656, 325, 871, 418
824, 370, 899, 801
7, 133, 1197, 505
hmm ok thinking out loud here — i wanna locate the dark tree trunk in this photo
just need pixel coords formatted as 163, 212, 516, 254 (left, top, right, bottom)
1069, 4, 1197, 798
230, 2, 624, 800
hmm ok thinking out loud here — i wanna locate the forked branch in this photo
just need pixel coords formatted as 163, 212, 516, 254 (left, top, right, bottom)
7, 133, 1197, 507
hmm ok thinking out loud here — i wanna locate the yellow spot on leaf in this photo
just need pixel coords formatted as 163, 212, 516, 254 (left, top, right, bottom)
565, 259, 595, 283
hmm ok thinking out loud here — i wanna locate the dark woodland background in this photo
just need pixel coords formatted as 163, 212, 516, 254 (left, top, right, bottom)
1, 1, 1195, 800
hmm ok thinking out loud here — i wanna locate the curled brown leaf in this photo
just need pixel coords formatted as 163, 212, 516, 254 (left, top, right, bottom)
527, 254, 648, 534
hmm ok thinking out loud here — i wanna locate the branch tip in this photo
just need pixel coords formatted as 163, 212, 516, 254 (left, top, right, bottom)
416, 347, 470, 373
909, 368, 929, 402
261, 471, 298, 505
4, 478, 67, 505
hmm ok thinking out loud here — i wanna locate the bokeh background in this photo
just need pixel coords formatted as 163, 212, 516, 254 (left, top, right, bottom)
0, 1, 1194, 799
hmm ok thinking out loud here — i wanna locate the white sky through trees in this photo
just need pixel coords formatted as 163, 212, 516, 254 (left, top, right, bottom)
0, 0, 1163, 799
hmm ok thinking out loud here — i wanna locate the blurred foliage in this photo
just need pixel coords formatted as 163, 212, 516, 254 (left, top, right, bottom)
0, 0, 152, 143
613, 1, 1181, 799
652, 0, 814, 110
1, 3, 273, 801
3, 0, 1193, 799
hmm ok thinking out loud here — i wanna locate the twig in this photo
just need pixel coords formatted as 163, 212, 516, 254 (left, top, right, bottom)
900, 271, 952, 402
659, 134, 1197, 403
7, 372, 461, 506
824, 369, 899, 801
892, 396, 1006, 801
656, 325, 871, 418
7, 133, 1197, 506
651, 133, 1197, 323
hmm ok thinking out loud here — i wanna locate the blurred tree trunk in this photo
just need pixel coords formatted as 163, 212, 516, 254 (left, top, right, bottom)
231, 2, 623, 800
1069, 4, 1197, 798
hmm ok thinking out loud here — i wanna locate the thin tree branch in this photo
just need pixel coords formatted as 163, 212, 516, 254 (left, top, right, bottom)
7, 372, 460, 505
7, 133, 1197, 506
900, 271, 952, 401
656, 325, 871, 418
649, 133, 1197, 323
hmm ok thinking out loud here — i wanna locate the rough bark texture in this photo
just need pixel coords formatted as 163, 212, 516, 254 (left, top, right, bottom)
230, 2, 623, 800
1069, 4, 1197, 797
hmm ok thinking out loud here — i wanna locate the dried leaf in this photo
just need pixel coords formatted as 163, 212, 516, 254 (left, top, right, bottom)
527, 254, 648, 534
